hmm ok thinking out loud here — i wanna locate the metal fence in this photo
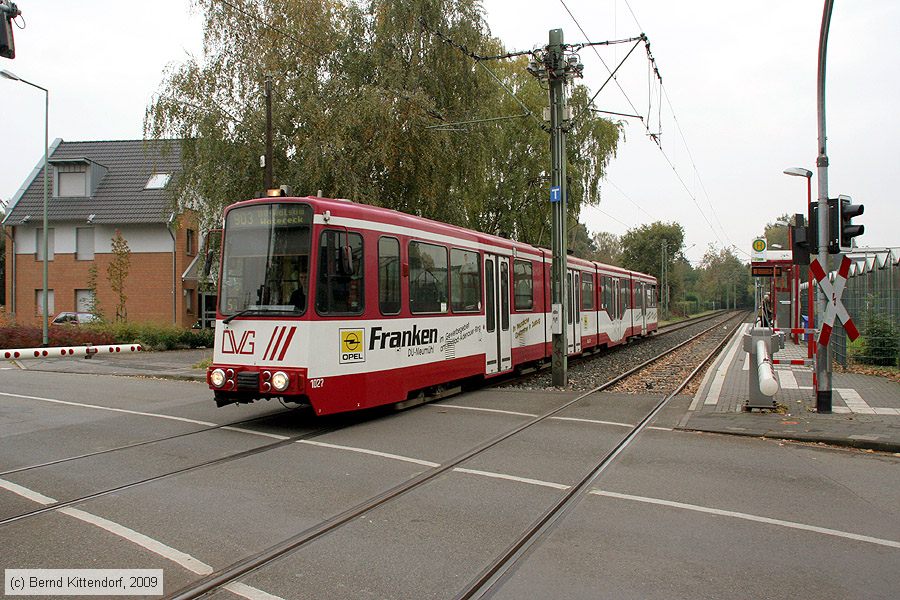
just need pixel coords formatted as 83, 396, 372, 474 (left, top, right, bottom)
800, 249, 899, 368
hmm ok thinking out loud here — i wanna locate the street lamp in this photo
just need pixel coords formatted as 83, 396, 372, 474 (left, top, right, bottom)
784, 166, 815, 359
2, 69, 49, 345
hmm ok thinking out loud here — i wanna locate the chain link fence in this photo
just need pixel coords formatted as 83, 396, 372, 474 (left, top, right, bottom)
800, 249, 899, 368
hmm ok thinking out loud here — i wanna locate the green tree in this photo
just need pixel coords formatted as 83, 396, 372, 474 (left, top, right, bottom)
697, 246, 749, 309
590, 231, 622, 266
145, 0, 620, 244
620, 221, 685, 282
761, 214, 792, 250
86, 263, 103, 321
108, 230, 132, 322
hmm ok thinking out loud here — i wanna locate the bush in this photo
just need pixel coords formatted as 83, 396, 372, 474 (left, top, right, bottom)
84, 322, 214, 351
856, 312, 899, 367
0, 321, 214, 352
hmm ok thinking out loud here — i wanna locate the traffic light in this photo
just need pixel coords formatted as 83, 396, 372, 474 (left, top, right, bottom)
827, 195, 864, 254
0, 1, 20, 59
791, 213, 810, 265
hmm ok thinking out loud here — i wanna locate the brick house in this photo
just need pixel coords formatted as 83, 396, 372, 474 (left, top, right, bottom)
3, 139, 205, 328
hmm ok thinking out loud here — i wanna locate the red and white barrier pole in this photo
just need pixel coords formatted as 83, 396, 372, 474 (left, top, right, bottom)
2, 344, 143, 360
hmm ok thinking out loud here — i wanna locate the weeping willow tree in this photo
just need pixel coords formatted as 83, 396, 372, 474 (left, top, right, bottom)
145, 0, 620, 241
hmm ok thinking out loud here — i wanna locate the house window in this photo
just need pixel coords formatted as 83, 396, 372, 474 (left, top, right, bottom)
186, 229, 195, 255
35, 289, 55, 316
75, 289, 95, 313
35, 228, 55, 261
184, 288, 194, 313
76, 227, 95, 260
145, 173, 171, 189
56, 164, 87, 197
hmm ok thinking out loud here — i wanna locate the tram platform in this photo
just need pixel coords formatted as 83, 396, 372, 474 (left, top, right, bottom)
680, 323, 900, 453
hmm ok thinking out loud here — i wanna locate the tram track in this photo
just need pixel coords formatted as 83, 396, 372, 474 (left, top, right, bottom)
164, 311, 748, 599
0, 409, 302, 478
0, 420, 348, 527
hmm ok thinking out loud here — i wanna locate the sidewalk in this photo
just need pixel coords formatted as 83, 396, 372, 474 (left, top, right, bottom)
680, 323, 900, 453
7, 348, 212, 382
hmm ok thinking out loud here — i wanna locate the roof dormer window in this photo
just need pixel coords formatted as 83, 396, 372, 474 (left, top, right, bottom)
145, 173, 171, 189
57, 163, 87, 197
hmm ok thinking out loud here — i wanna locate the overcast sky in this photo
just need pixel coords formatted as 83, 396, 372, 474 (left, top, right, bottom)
2, 1, 897, 266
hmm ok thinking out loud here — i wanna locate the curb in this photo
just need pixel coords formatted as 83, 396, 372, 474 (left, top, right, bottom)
677, 426, 900, 454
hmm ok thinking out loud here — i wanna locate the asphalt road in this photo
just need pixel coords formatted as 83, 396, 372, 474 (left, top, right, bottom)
1, 369, 897, 599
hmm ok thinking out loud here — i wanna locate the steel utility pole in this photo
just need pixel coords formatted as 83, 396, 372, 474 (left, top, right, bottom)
548, 29, 569, 387
815, 0, 834, 412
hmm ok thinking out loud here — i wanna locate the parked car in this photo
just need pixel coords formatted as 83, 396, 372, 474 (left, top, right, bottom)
51, 312, 99, 326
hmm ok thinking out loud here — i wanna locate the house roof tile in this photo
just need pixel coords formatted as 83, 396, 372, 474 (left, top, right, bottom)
4, 139, 182, 225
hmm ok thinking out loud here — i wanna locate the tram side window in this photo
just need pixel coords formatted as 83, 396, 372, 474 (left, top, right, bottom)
651, 285, 657, 307
513, 260, 533, 310
450, 249, 481, 312
621, 281, 630, 318
601, 276, 611, 313
409, 241, 448, 314
315, 230, 364, 315
582, 273, 594, 310
378, 237, 401, 315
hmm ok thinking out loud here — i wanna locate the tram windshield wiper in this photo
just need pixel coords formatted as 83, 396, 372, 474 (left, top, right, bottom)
222, 306, 282, 325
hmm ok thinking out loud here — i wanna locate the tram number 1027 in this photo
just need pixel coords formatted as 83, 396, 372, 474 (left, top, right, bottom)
309, 378, 325, 389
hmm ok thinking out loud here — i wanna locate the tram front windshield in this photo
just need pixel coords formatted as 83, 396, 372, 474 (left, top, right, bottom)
220, 203, 312, 316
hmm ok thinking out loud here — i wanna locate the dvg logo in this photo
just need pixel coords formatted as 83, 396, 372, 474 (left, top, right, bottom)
340, 329, 365, 364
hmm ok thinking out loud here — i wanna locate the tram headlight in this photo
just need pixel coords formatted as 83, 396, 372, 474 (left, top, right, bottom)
271, 371, 290, 392
210, 368, 227, 388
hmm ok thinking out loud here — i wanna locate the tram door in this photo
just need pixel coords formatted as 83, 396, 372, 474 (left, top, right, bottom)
567, 270, 582, 354
484, 254, 512, 375
639, 282, 647, 335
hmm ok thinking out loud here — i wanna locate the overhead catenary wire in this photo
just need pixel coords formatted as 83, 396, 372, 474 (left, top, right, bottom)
560, 0, 729, 249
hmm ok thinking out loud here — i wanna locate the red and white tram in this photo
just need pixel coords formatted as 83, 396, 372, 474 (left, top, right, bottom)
208, 196, 658, 415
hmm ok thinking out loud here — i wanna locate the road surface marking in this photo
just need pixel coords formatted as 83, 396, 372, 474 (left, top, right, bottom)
0, 391, 293, 440
704, 324, 747, 406
778, 370, 799, 390
592, 490, 900, 550
0, 478, 56, 505
0, 480, 285, 600
836, 388, 875, 414
0, 391, 217, 426
454, 468, 570, 490
298, 440, 440, 467
438, 405, 538, 417
742, 354, 750, 371
441, 405, 672, 431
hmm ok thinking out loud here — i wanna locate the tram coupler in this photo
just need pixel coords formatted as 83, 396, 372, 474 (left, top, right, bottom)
742, 327, 784, 411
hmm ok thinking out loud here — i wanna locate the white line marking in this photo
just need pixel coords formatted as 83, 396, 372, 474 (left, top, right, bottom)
592, 490, 900, 550
59, 507, 214, 575
2, 480, 284, 600
298, 440, 441, 467
778, 370, 799, 390
742, 354, 750, 371
0, 391, 292, 440
223, 582, 288, 600
873, 408, 900, 416
221, 426, 291, 440
441, 406, 674, 432
0, 391, 217, 426
453, 468, 570, 490
836, 388, 875, 414
704, 325, 747, 406
0, 478, 57, 505
552, 416, 632, 428
438, 405, 538, 418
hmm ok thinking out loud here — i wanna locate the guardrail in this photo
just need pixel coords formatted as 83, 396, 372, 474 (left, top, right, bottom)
2, 345, 143, 360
